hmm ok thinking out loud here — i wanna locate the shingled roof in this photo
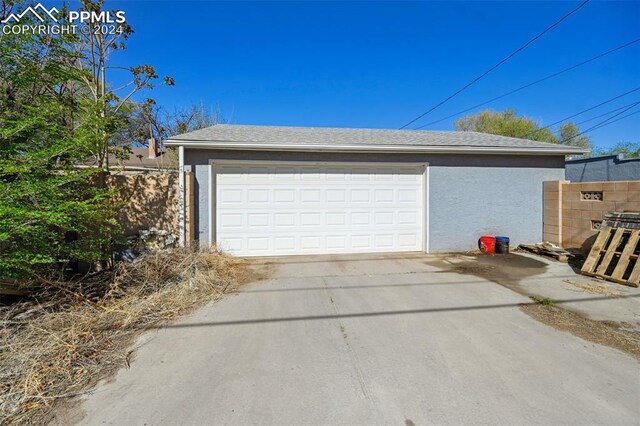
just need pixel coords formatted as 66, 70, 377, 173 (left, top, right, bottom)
164, 124, 589, 155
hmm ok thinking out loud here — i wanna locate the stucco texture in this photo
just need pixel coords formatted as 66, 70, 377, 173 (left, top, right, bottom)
566, 155, 640, 182
183, 149, 564, 253
107, 173, 179, 236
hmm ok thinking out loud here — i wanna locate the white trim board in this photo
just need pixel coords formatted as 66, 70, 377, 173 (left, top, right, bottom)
178, 146, 185, 247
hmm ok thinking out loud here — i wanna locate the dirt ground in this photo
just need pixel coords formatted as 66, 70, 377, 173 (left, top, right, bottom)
233, 258, 274, 286
424, 251, 640, 360
522, 303, 640, 360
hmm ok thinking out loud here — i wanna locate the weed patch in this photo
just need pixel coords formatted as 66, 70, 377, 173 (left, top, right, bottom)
0, 249, 241, 425
530, 295, 555, 306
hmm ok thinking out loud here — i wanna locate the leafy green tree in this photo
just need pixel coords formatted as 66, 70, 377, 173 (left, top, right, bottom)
0, 0, 172, 279
0, 9, 118, 279
558, 122, 591, 148
455, 109, 557, 142
594, 142, 640, 158
455, 109, 592, 149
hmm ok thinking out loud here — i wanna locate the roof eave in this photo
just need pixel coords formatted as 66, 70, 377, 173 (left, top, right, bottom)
163, 139, 589, 156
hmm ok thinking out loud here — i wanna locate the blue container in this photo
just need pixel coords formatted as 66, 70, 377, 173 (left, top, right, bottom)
495, 236, 510, 254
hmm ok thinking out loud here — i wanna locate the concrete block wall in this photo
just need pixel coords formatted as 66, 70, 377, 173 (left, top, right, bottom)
542, 180, 565, 245
544, 180, 640, 252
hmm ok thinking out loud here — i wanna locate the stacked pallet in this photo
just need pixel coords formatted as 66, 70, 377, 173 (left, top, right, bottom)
518, 242, 572, 262
601, 212, 640, 230
581, 212, 640, 287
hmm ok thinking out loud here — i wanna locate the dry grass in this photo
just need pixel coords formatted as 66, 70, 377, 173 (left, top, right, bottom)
563, 279, 624, 296
0, 249, 240, 425
521, 303, 640, 360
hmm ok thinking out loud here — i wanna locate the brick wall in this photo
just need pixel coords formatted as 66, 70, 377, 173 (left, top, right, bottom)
544, 180, 640, 252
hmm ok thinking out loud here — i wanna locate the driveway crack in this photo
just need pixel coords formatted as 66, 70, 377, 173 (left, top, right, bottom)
321, 278, 373, 402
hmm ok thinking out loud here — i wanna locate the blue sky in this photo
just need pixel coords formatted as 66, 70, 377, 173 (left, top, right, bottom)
62, 1, 639, 148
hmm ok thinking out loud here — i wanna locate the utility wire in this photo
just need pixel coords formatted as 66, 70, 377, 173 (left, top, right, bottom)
586, 109, 640, 132
399, 0, 591, 129
518, 86, 640, 139
558, 101, 640, 145
414, 38, 640, 129
576, 101, 640, 125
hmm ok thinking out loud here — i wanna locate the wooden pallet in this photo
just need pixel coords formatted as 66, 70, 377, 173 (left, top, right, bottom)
519, 243, 571, 262
602, 211, 640, 229
581, 226, 640, 287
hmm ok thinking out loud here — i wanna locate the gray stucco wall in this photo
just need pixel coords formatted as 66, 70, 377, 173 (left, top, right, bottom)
566, 155, 640, 182
429, 165, 563, 251
184, 149, 565, 253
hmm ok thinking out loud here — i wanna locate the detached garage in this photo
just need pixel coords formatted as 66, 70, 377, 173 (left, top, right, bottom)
164, 124, 587, 256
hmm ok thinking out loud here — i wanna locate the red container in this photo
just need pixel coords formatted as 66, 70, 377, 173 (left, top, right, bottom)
478, 236, 496, 254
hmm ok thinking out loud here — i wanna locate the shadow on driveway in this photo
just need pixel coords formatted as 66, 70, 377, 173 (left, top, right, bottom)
158, 293, 640, 328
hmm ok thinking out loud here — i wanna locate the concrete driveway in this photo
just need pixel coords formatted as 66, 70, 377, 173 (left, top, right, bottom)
74, 254, 639, 425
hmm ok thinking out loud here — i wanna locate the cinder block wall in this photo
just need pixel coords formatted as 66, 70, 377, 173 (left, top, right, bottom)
543, 181, 565, 244
544, 180, 640, 252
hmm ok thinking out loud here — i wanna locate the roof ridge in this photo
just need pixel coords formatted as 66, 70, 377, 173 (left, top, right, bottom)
163, 124, 589, 155
212, 123, 457, 133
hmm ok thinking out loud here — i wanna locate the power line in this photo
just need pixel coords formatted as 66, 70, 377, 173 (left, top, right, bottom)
414, 38, 640, 129
577, 102, 640, 134
575, 101, 640, 125
559, 101, 640, 144
587, 108, 640, 132
399, 0, 591, 129
518, 87, 640, 139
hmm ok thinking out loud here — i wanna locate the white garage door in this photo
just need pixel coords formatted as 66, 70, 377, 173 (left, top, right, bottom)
213, 163, 426, 256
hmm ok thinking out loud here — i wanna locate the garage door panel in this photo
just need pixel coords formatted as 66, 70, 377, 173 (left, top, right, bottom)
351, 235, 371, 248
247, 189, 268, 203
374, 212, 394, 225
215, 233, 424, 255
219, 213, 243, 229
398, 211, 419, 225
247, 237, 269, 251
219, 189, 243, 204
349, 189, 370, 202
247, 213, 269, 227
326, 189, 346, 202
300, 189, 321, 202
274, 189, 295, 203
300, 212, 321, 226
399, 233, 419, 248
274, 236, 295, 250
326, 235, 347, 249
326, 212, 346, 226
274, 213, 295, 227
215, 163, 425, 256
